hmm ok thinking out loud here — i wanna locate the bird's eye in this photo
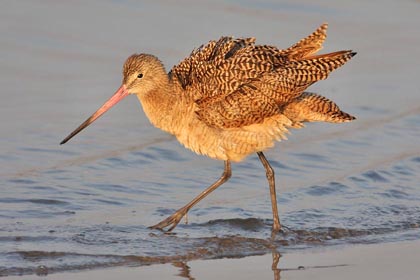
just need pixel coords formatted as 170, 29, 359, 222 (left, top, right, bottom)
137, 73, 143, 79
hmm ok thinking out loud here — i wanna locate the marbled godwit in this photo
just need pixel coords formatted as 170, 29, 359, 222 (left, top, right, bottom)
61, 23, 356, 232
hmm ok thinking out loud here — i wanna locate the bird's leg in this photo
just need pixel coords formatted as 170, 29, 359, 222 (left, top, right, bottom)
272, 250, 281, 280
149, 160, 232, 232
257, 152, 281, 232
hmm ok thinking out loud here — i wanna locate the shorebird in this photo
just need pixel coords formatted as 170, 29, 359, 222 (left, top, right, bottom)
61, 23, 356, 232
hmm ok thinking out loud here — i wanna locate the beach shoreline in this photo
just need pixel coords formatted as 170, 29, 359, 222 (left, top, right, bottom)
4, 239, 420, 279
1, 0, 420, 279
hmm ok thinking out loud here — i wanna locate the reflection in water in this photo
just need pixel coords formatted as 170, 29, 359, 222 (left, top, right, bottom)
272, 251, 281, 280
173, 261, 195, 280
173, 250, 282, 280
1, 0, 420, 277
1, 215, 419, 276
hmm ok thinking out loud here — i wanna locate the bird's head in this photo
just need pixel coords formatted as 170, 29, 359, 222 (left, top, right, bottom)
60, 53, 167, 145
122, 53, 168, 97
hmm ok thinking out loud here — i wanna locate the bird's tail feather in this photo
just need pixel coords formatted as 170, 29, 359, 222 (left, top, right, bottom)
283, 50, 357, 85
282, 23, 328, 59
281, 92, 356, 125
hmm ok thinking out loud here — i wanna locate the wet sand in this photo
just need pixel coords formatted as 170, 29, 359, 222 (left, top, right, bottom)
5, 239, 420, 279
1, 0, 420, 278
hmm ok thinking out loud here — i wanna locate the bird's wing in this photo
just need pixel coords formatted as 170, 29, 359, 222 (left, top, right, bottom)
169, 24, 355, 129
169, 36, 257, 93
279, 23, 328, 59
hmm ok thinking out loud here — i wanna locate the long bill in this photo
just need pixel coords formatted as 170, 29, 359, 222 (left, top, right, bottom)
60, 84, 129, 145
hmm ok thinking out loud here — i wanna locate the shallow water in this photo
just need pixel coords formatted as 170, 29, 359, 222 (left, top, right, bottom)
1, 0, 420, 277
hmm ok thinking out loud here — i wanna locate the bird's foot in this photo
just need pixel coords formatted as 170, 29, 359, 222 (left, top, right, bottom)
149, 207, 188, 232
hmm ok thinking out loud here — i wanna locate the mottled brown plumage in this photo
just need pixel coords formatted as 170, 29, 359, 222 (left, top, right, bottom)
61, 23, 356, 233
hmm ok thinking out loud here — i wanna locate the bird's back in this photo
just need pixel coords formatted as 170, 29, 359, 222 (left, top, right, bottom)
167, 23, 355, 161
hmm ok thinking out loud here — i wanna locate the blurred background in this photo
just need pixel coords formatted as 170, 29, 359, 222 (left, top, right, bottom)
1, 0, 419, 277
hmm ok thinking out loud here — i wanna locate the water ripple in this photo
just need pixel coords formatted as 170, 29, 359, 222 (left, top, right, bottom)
305, 182, 350, 196
362, 170, 389, 182
1, 217, 419, 277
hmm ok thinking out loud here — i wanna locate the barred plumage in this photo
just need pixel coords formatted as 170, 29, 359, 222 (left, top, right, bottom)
168, 23, 355, 133
61, 23, 356, 232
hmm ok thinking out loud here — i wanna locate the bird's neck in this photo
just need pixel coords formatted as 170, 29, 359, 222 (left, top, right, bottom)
136, 81, 192, 136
